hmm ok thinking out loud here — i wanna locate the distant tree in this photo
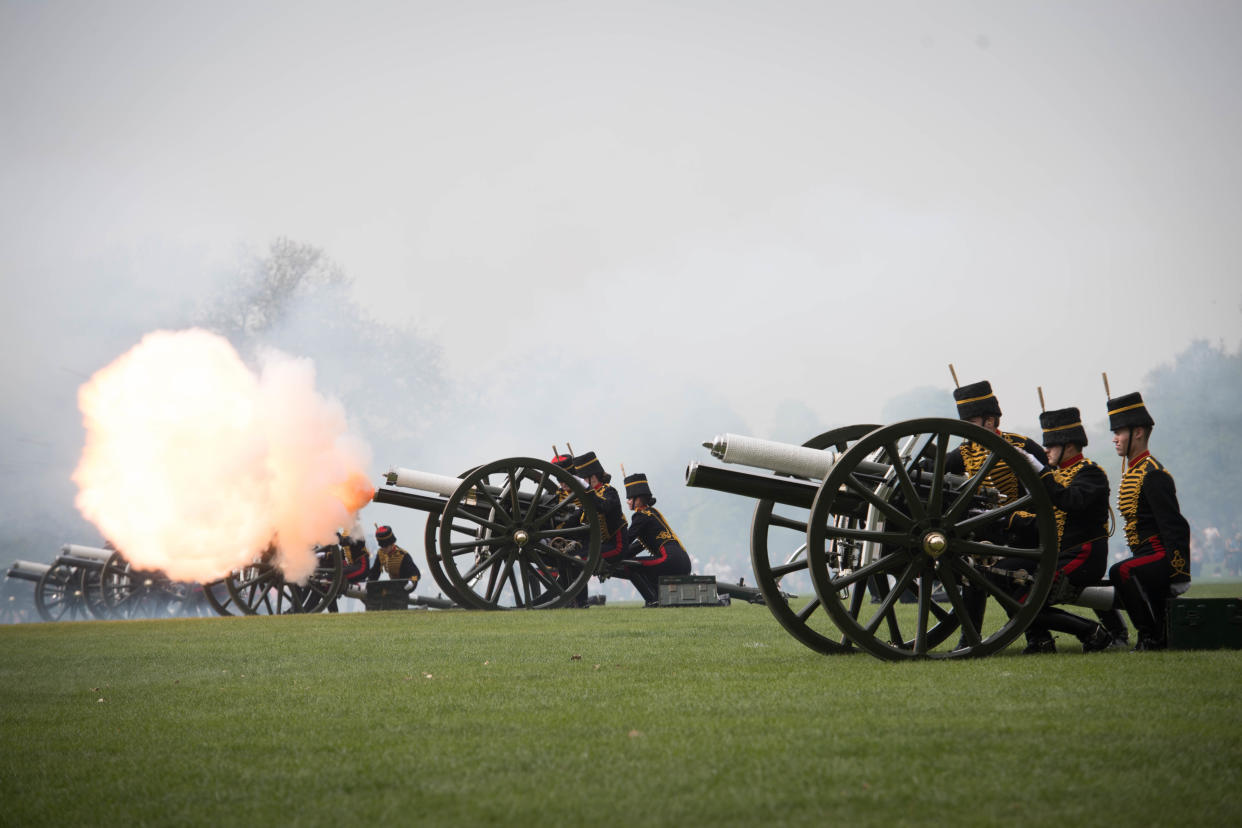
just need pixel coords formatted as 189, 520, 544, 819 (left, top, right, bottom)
196, 238, 445, 457
201, 237, 348, 346
1140, 339, 1242, 539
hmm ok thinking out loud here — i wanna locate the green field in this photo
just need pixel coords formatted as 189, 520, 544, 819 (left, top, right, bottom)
3, 585, 1241, 827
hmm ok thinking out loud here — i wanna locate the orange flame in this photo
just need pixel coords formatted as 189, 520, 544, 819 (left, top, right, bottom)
72, 329, 374, 583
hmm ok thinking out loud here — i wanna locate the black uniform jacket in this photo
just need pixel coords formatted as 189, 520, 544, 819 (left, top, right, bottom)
1036, 454, 1110, 549
1119, 451, 1191, 582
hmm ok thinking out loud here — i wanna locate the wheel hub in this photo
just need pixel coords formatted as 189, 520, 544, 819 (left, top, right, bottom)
921, 530, 948, 558
512, 529, 529, 547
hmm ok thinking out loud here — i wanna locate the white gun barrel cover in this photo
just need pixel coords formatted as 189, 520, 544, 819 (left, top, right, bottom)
9, 560, 52, 575
706, 433, 889, 480
61, 544, 116, 563
385, 467, 464, 498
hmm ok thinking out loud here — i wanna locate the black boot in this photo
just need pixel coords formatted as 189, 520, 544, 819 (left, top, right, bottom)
1022, 632, 1056, 654
1096, 608, 1130, 648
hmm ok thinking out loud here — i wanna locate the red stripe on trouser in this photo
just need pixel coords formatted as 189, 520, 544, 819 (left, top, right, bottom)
1117, 545, 1165, 583
344, 560, 369, 582
638, 544, 670, 567
1060, 542, 1092, 578
601, 530, 626, 559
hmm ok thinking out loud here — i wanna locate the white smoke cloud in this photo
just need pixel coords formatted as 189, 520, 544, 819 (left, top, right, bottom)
72, 328, 373, 582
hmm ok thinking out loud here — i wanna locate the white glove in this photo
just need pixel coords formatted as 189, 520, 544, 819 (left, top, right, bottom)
1021, 451, 1046, 474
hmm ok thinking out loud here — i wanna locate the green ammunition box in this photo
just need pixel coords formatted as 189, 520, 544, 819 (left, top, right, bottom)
658, 575, 719, 607
1167, 597, 1242, 650
364, 580, 409, 611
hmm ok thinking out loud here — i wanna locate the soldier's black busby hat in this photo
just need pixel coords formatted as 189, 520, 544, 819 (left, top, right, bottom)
954, 380, 1003, 420
623, 473, 656, 505
375, 525, 396, 547
551, 453, 574, 471
1039, 407, 1088, 448
1107, 392, 1155, 430
573, 451, 610, 483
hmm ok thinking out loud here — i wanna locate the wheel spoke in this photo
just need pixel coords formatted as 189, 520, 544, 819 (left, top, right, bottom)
952, 539, 1045, 562
926, 431, 950, 517
530, 524, 591, 541
529, 541, 585, 568
842, 473, 913, 530
457, 546, 507, 582
530, 496, 581, 531
883, 440, 926, 522
954, 493, 1035, 534
794, 594, 822, 622
944, 449, 999, 523
469, 474, 514, 523
448, 535, 502, 552
938, 558, 982, 647
913, 565, 934, 654
521, 469, 555, 523
822, 525, 911, 547
522, 556, 565, 596
771, 558, 810, 579
828, 551, 908, 591
768, 513, 808, 533
948, 557, 1023, 615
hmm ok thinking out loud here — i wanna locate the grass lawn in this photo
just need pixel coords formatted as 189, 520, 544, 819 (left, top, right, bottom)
2, 583, 1241, 827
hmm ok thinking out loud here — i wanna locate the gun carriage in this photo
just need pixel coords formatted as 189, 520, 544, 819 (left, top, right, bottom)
373, 456, 604, 610
687, 417, 1073, 660
4, 546, 211, 622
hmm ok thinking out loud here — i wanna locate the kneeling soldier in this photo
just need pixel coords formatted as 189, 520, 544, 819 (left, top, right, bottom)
1106, 392, 1191, 651
621, 473, 692, 606
1008, 406, 1114, 653
369, 525, 421, 592
945, 380, 1048, 642
572, 451, 628, 563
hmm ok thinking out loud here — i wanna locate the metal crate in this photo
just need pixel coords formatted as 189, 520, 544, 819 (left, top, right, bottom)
658, 575, 719, 607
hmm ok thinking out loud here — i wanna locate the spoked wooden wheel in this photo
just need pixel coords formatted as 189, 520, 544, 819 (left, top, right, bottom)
202, 579, 243, 616
226, 546, 344, 615
99, 553, 187, 619
806, 418, 1058, 660
438, 457, 601, 609
421, 466, 484, 605
35, 562, 89, 622
79, 564, 112, 620
749, 424, 878, 655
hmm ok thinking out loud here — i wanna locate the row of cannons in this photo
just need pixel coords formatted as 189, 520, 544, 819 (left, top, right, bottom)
376, 417, 1113, 660
5, 543, 456, 623
5, 417, 1114, 659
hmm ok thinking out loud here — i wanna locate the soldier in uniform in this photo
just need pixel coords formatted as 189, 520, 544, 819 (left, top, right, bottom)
543, 451, 589, 607
1006, 407, 1114, 653
320, 528, 370, 613
1106, 392, 1191, 651
620, 473, 692, 605
572, 451, 628, 563
368, 525, 421, 591
945, 380, 1048, 642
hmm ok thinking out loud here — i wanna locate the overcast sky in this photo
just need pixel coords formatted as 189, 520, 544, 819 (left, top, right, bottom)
3, 1, 1240, 485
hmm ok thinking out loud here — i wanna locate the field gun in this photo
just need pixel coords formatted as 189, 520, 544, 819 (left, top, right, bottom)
10, 545, 209, 622
686, 418, 1066, 660
372, 456, 604, 610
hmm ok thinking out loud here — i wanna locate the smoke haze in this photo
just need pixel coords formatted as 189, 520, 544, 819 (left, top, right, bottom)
72, 329, 373, 582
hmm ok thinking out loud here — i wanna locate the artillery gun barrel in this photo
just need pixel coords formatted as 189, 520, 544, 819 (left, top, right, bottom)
715, 578, 766, 604
702, 432, 992, 501
60, 544, 115, 563
383, 466, 561, 509
6, 560, 51, 583
685, 462, 866, 515
702, 433, 888, 480
372, 486, 452, 514
342, 582, 457, 609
